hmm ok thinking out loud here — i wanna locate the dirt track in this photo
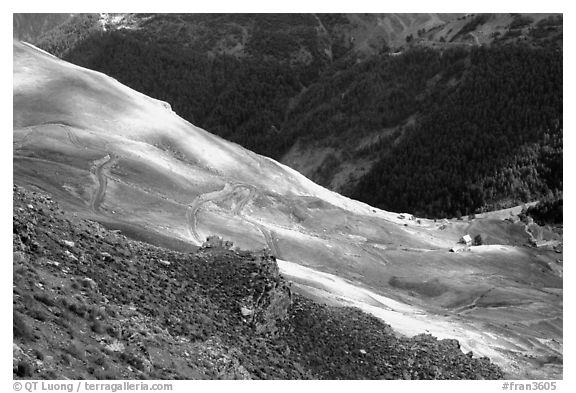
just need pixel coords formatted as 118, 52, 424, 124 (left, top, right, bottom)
58, 124, 83, 148
89, 154, 117, 214
186, 182, 282, 257
186, 183, 234, 244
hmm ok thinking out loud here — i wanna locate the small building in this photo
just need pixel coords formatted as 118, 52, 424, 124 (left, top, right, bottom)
461, 234, 472, 246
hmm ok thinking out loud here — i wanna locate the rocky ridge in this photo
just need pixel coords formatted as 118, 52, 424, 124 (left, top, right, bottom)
13, 184, 503, 379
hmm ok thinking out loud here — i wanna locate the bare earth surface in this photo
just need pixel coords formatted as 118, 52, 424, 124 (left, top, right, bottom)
13, 41, 562, 379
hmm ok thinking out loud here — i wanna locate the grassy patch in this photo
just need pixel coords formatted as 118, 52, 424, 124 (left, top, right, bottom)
13, 312, 35, 342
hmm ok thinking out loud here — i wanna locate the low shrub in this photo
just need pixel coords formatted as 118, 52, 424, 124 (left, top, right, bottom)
473, 234, 484, 246
91, 320, 106, 334
13, 312, 35, 342
15, 360, 33, 377
34, 293, 56, 307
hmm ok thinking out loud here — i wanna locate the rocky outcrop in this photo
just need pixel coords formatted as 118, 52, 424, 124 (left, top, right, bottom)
201, 235, 234, 250
239, 254, 291, 335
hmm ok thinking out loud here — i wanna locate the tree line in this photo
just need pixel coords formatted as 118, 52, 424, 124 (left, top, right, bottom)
36, 18, 562, 219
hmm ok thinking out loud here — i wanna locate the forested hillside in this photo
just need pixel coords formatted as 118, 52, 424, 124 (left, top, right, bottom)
352, 46, 562, 217
29, 13, 562, 219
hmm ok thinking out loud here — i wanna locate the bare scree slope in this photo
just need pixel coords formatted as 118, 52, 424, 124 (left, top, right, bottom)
13, 41, 562, 379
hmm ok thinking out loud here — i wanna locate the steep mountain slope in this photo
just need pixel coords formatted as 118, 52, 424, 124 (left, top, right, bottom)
31, 13, 456, 60
348, 45, 562, 217
421, 13, 563, 49
13, 13, 73, 42
13, 41, 562, 379
320, 13, 459, 53
15, 185, 505, 379
24, 13, 562, 218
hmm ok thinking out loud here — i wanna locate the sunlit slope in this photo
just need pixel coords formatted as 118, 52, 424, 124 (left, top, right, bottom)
13, 41, 562, 379
16, 41, 413, 212
13, 41, 447, 252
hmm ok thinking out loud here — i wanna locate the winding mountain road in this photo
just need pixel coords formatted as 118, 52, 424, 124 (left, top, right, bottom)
14, 122, 119, 215
15, 123, 84, 150
186, 182, 282, 257
89, 154, 117, 214
185, 183, 235, 244
59, 124, 83, 148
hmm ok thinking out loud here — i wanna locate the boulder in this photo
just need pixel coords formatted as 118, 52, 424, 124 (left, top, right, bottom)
241, 255, 292, 335
62, 240, 75, 248
81, 277, 98, 291
100, 252, 114, 262
240, 306, 254, 317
